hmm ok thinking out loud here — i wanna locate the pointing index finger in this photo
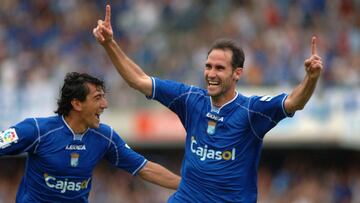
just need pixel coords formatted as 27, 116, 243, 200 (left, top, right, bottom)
311, 36, 317, 55
105, 4, 111, 25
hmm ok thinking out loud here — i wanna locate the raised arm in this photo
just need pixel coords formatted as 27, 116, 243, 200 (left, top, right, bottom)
138, 161, 180, 190
284, 36, 323, 114
93, 5, 152, 96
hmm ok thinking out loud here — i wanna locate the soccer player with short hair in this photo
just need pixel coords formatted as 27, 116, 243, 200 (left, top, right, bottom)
0, 72, 180, 203
93, 5, 323, 202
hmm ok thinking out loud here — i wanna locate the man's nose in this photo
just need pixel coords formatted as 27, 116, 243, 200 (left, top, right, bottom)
101, 98, 108, 109
207, 68, 217, 78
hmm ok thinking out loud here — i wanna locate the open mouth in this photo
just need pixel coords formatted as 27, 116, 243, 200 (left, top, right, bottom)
95, 113, 101, 120
208, 81, 220, 86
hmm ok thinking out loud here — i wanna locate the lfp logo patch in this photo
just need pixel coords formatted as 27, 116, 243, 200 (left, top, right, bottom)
0, 128, 19, 149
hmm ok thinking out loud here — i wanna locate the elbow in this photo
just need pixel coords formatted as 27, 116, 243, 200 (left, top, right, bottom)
126, 77, 144, 91
285, 99, 306, 113
127, 75, 150, 92
295, 103, 306, 111
288, 103, 306, 113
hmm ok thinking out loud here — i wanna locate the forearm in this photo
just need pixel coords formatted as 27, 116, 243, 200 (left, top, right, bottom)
285, 75, 319, 113
102, 39, 152, 96
138, 161, 180, 190
285, 36, 323, 114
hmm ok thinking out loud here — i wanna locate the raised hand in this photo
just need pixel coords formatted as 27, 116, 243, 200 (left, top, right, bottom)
304, 36, 323, 79
93, 5, 113, 45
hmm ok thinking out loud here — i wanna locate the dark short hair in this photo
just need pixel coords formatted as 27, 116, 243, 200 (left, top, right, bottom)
55, 72, 106, 116
207, 39, 245, 70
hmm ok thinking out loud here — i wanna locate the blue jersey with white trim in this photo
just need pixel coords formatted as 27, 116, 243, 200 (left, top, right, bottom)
0, 116, 147, 203
149, 77, 292, 203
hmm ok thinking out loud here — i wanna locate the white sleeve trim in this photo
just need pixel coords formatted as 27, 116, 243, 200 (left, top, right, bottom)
281, 94, 294, 117
132, 159, 148, 176
150, 77, 156, 99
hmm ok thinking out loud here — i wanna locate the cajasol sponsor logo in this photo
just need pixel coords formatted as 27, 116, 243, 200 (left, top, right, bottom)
190, 136, 236, 161
44, 173, 91, 193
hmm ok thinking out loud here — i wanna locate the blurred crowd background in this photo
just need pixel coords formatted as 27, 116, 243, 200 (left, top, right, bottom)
0, 0, 359, 202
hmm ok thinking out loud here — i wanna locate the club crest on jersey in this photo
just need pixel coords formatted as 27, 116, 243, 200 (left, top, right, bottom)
207, 120, 216, 135
0, 128, 19, 149
70, 153, 79, 167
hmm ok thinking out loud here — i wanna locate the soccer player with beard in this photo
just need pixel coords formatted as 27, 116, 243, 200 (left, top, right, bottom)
93, 5, 323, 202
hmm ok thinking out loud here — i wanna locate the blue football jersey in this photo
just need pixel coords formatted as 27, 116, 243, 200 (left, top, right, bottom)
0, 116, 147, 203
149, 78, 292, 203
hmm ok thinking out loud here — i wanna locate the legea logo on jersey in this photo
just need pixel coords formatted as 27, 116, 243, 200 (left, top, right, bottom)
65, 144, 86, 150
206, 113, 223, 122
44, 173, 91, 193
0, 128, 19, 149
190, 136, 236, 161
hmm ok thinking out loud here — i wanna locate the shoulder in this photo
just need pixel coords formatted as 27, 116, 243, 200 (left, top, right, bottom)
248, 93, 288, 105
190, 85, 207, 95
246, 93, 290, 117
153, 77, 206, 94
90, 123, 114, 139
233, 93, 252, 106
89, 123, 126, 145
34, 115, 64, 132
35, 115, 62, 124
14, 116, 62, 130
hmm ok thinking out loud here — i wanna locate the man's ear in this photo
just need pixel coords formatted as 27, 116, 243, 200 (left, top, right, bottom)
71, 99, 82, 112
233, 67, 243, 81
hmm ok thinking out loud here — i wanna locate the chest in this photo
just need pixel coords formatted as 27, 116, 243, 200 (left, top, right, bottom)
188, 107, 250, 139
33, 132, 106, 175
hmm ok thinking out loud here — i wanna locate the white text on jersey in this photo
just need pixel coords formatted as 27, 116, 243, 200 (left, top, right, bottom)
44, 173, 90, 193
191, 136, 235, 161
65, 144, 86, 150
206, 113, 224, 122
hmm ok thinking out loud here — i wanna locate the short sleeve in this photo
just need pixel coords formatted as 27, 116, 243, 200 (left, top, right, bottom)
248, 93, 293, 139
147, 77, 195, 125
0, 118, 39, 155
105, 131, 147, 175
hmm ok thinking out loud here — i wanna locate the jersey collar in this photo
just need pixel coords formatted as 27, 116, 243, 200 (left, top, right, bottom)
210, 91, 239, 114
61, 116, 88, 140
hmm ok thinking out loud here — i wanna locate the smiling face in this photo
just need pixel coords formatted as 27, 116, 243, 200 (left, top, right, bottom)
204, 49, 243, 106
75, 83, 108, 130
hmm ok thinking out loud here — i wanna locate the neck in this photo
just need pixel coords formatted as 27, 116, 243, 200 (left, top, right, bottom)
64, 114, 87, 134
211, 91, 237, 107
